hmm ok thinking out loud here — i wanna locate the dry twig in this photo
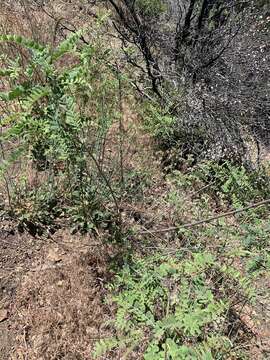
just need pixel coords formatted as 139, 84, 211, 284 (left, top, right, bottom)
139, 198, 270, 234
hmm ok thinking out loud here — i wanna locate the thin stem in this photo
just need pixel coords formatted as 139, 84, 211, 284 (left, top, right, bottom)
139, 198, 270, 234
0, 133, 12, 212
118, 70, 124, 188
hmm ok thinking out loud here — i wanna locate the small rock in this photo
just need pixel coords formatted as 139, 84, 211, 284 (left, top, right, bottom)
0, 309, 8, 322
47, 247, 64, 263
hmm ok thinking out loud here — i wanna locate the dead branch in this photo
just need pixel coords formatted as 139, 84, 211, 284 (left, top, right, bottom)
139, 198, 270, 234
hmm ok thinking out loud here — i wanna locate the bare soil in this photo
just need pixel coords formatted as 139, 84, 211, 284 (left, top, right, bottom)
0, 220, 118, 359
0, 220, 43, 359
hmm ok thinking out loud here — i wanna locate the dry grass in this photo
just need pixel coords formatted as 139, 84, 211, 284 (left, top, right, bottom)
0, 1, 97, 43
11, 231, 117, 359
0, 2, 269, 359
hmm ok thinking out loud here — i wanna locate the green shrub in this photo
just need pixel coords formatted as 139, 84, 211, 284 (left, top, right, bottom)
143, 104, 176, 143
142, 103, 214, 170
94, 252, 254, 359
193, 161, 270, 208
166, 161, 270, 209
0, 28, 123, 233
11, 181, 61, 235
240, 219, 270, 275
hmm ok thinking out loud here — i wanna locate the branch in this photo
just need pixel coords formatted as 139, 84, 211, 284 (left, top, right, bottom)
139, 198, 270, 234
199, 25, 241, 70
175, 0, 196, 61
108, 0, 163, 98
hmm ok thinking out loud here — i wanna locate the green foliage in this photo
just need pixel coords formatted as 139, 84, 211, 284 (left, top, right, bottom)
166, 161, 270, 209
0, 34, 45, 51
94, 252, 254, 359
135, 0, 166, 17
0, 28, 122, 233
192, 161, 270, 208
239, 219, 270, 275
121, 168, 153, 201
142, 102, 212, 170
164, 164, 270, 274
13, 183, 61, 235
143, 104, 176, 144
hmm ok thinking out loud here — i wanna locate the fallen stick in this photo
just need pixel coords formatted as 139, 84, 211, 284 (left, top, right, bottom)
139, 198, 270, 234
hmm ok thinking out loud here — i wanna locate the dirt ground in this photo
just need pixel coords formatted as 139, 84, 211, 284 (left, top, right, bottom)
0, 219, 119, 359
1, 218, 270, 359
0, 220, 41, 358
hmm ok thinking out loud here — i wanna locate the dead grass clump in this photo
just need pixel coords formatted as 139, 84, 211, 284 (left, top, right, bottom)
12, 236, 116, 359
